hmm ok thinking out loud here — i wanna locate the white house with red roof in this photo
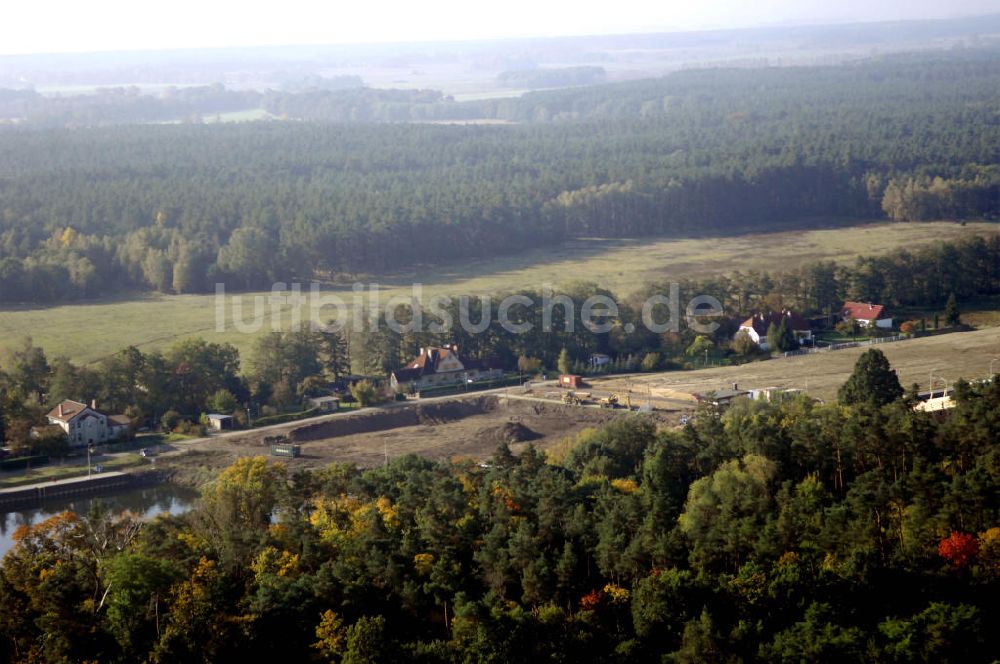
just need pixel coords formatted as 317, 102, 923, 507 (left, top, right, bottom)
46, 400, 131, 446
737, 310, 813, 351
840, 301, 892, 329
390, 346, 502, 391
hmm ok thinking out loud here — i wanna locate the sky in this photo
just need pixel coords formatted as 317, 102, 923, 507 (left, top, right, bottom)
3, 0, 999, 56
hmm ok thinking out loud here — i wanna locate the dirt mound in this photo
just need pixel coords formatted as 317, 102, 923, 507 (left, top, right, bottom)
477, 421, 540, 446
291, 395, 499, 442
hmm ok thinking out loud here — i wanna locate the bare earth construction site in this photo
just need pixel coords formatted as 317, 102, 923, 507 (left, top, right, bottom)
163, 394, 679, 481
158, 327, 999, 483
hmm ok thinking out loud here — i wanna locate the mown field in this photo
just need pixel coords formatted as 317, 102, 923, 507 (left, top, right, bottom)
594, 326, 1000, 404
0, 220, 996, 365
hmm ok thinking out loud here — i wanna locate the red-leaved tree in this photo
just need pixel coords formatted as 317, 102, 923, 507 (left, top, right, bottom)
938, 531, 979, 568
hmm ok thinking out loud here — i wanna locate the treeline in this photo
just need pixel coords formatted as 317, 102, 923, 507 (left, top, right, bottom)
0, 325, 352, 450
882, 171, 1000, 221
261, 87, 449, 122
670, 234, 1000, 319
1, 354, 998, 661
0, 84, 260, 127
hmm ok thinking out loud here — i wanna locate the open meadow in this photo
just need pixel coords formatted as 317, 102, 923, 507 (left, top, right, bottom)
0, 220, 996, 365
593, 326, 1000, 404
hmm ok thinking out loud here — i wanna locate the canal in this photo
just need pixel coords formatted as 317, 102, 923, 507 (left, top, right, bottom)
0, 484, 198, 556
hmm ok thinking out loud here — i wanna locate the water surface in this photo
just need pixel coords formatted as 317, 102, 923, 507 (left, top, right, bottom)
0, 484, 198, 556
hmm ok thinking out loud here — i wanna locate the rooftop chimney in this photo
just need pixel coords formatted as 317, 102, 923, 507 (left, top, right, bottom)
58, 404, 64, 417
91, 399, 97, 410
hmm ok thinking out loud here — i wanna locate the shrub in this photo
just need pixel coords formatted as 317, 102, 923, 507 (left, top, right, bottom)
161, 410, 182, 432
350, 380, 377, 407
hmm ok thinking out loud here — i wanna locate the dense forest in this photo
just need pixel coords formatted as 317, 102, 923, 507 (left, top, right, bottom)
1, 52, 1000, 303
1, 352, 998, 662
0, 85, 261, 127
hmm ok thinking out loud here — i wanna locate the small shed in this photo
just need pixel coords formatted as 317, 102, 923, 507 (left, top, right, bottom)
589, 353, 611, 367
207, 414, 234, 431
309, 396, 340, 413
693, 387, 749, 408
559, 374, 584, 389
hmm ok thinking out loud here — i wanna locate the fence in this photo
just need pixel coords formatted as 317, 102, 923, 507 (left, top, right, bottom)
784, 335, 906, 358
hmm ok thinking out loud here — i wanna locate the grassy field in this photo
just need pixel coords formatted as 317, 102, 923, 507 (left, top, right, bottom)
0, 220, 996, 365
594, 327, 1000, 404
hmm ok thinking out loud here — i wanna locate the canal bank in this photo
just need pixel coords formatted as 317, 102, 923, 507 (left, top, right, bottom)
0, 470, 168, 511
0, 481, 198, 556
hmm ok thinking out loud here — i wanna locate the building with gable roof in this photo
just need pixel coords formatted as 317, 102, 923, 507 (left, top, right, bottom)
737, 310, 813, 351
390, 345, 503, 392
840, 301, 893, 329
46, 400, 131, 446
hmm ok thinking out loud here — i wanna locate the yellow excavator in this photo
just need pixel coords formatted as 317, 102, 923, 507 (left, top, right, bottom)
600, 392, 636, 409
599, 393, 620, 408
562, 391, 582, 406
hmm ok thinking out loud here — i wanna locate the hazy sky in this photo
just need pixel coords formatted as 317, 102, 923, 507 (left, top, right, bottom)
3, 0, 998, 55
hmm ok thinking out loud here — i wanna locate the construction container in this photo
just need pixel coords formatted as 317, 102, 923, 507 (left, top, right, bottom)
270, 443, 301, 458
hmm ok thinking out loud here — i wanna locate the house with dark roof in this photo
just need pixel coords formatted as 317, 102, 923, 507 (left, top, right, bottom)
737, 310, 813, 351
840, 301, 892, 329
390, 346, 503, 392
46, 400, 131, 446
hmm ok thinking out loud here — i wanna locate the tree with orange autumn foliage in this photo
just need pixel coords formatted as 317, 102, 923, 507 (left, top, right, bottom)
939, 532, 980, 568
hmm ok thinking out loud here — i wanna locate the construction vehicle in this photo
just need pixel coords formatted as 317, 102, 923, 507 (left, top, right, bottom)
562, 392, 582, 406
599, 393, 620, 408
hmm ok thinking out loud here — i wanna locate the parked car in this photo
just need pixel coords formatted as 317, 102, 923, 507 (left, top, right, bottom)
139, 448, 155, 458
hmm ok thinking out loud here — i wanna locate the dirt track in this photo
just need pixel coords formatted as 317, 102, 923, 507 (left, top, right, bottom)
160, 395, 677, 482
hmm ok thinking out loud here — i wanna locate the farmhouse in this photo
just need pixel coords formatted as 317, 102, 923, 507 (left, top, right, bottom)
46, 400, 131, 446
841, 301, 893, 328
390, 345, 503, 392
737, 310, 813, 350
